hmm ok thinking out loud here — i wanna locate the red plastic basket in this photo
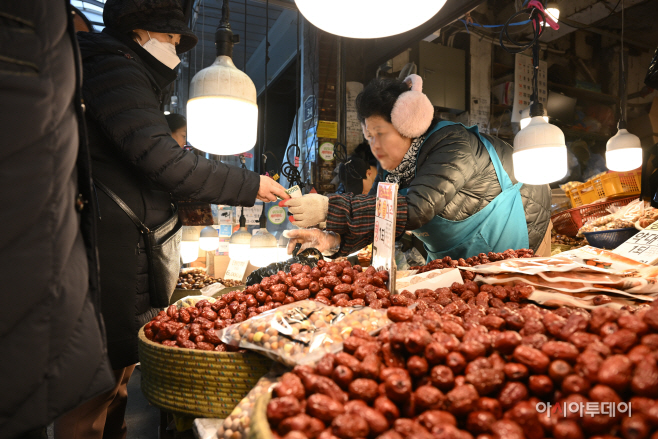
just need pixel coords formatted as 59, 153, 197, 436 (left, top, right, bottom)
550, 196, 639, 237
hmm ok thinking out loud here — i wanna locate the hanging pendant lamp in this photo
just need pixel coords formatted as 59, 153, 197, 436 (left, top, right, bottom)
606, 0, 642, 172
294, 0, 448, 39
187, 0, 258, 155
229, 208, 252, 262
514, 102, 568, 184
512, 11, 567, 185
249, 207, 277, 268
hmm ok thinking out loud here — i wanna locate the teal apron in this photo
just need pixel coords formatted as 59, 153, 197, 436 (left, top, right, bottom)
398, 121, 529, 262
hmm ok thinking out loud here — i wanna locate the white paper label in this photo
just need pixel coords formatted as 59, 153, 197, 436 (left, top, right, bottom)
225, 259, 248, 281
371, 182, 398, 291
613, 222, 658, 265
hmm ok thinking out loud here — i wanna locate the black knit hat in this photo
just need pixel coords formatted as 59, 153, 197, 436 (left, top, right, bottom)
103, 0, 198, 54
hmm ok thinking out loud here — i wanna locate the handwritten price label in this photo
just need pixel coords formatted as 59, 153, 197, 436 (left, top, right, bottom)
372, 182, 398, 291
225, 259, 248, 281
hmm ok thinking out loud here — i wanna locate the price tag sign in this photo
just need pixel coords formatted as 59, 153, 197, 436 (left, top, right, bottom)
371, 182, 398, 291
225, 259, 248, 281
613, 220, 658, 265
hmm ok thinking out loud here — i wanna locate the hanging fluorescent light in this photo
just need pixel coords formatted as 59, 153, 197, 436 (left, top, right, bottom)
249, 207, 278, 268
606, 126, 642, 172
520, 103, 548, 130
606, 0, 642, 172
199, 226, 220, 251
543, 2, 560, 27
294, 0, 448, 39
187, 1, 258, 155
513, 103, 568, 185
228, 208, 252, 262
181, 226, 200, 264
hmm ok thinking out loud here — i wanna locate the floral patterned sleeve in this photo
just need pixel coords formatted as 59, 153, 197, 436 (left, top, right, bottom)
325, 193, 408, 257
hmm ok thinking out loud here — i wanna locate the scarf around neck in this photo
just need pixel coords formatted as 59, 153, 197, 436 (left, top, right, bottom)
385, 135, 425, 187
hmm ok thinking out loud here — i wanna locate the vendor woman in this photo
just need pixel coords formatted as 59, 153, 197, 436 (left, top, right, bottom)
283, 75, 552, 260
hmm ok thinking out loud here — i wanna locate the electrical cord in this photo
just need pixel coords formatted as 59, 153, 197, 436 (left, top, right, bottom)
281, 143, 304, 189
499, 7, 546, 54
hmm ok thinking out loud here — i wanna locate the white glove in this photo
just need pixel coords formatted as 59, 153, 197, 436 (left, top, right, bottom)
282, 194, 328, 228
283, 229, 341, 256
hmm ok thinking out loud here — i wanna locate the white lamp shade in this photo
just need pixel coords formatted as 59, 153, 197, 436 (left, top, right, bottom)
199, 226, 220, 251
513, 116, 568, 185
181, 226, 200, 263
187, 56, 258, 155
520, 105, 548, 130
294, 0, 448, 38
229, 227, 252, 261
606, 128, 642, 172
180, 241, 200, 263
250, 229, 278, 267
520, 115, 549, 130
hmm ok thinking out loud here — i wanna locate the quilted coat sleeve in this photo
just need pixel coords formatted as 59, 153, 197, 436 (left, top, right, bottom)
82, 54, 259, 206
405, 126, 478, 230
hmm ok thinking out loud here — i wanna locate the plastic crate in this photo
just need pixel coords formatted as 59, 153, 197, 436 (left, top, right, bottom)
583, 228, 639, 250
550, 195, 639, 237
567, 170, 641, 208
592, 170, 641, 199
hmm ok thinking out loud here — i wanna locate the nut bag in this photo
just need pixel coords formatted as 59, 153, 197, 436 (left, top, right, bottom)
218, 300, 390, 366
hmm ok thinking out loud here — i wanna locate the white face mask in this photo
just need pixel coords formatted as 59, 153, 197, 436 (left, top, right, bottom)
139, 31, 180, 70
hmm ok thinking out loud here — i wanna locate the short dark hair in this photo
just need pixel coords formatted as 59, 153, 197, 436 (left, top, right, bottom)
352, 141, 377, 167
339, 157, 370, 194
355, 78, 410, 124
165, 113, 187, 132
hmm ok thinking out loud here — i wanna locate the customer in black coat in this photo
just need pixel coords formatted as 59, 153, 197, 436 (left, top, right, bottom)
0, 1, 114, 438
54, 1, 288, 438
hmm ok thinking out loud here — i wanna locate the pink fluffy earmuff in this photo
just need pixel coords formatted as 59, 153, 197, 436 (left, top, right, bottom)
390, 74, 434, 139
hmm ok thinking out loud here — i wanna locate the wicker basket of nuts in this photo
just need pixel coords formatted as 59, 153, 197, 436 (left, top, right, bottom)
138, 327, 272, 418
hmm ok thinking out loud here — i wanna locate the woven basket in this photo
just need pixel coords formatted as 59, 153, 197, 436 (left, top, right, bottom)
138, 328, 272, 418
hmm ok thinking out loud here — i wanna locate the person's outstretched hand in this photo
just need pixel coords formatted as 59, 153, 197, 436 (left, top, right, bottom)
257, 175, 289, 202
283, 229, 341, 256
281, 194, 328, 228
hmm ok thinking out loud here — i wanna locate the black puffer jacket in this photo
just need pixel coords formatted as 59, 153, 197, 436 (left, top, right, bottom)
78, 29, 260, 369
329, 122, 551, 256
0, 1, 114, 437
403, 122, 551, 251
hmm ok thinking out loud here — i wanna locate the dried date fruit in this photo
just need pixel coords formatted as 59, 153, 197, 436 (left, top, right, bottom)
387, 306, 414, 323
541, 341, 579, 363
374, 396, 399, 424
597, 355, 633, 392
414, 385, 445, 410
498, 382, 528, 410
384, 373, 412, 403
528, 375, 554, 396
513, 345, 550, 373
445, 384, 479, 416
466, 411, 496, 435
349, 378, 379, 403
331, 414, 369, 439
267, 396, 302, 426
306, 394, 345, 422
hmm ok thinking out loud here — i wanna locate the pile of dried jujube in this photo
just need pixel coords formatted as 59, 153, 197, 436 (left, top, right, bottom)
266, 280, 658, 439
411, 250, 535, 279
145, 261, 392, 350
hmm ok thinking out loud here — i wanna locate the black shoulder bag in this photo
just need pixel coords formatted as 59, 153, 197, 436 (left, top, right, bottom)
95, 180, 182, 308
